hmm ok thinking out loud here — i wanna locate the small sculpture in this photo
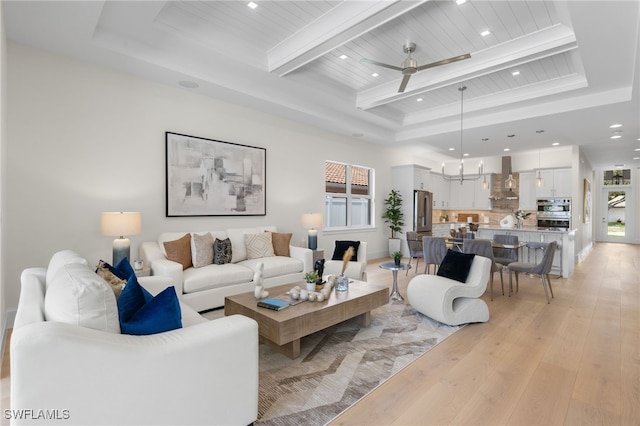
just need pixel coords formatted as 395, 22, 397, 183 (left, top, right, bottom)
253, 262, 269, 299
314, 258, 325, 282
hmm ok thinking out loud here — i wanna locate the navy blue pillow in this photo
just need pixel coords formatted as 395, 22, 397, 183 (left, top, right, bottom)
120, 286, 182, 336
115, 259, 182, 335
437, 249, 475, 283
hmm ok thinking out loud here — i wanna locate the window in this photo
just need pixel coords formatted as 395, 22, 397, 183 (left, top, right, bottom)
604, 169, 631, 185
325, 161, 374, 229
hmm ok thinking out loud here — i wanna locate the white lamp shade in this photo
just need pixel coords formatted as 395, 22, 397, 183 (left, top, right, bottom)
101, 212, 142, 237
301, 213, 323, 229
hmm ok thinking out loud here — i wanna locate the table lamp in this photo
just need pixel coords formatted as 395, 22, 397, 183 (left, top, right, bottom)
301, 213, 323, 250
101, 212, 142, 265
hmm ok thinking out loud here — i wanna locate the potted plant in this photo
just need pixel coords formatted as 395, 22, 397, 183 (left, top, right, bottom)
392, 251, 402, 266
383, 189, 404, 255
304, 270, 320, 291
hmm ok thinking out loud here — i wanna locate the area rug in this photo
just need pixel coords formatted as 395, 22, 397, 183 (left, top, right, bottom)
204, 302, 460, 426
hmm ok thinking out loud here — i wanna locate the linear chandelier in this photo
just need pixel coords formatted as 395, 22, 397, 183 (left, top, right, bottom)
442, 85, 483, 185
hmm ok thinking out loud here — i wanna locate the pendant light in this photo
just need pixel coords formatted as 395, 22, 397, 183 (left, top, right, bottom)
504, 161, 516, 189
536, 148, 544, 187
442, 85, 482, 184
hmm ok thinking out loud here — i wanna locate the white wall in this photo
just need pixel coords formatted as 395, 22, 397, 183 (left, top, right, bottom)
0, 0, 7, 338
2, 42, 402, 311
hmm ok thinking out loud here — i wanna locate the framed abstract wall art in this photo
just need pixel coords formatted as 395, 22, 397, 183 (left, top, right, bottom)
166, 132, 266, 216
583, 178, 591, 224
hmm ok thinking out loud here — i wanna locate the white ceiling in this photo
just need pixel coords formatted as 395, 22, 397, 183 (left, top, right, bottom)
4, 0, 640, 169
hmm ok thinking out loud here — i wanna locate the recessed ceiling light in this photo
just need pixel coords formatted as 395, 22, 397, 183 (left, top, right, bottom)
512, 71, 520, 76
178, 80, 199, 89
634, 157, 640, 160
609, 123, 622, 128
372, 73, 379, 77
463, 153, 469, 157
610, 135, 622, 139
552, 142, 560, 146
448, 147, 455, 151
456, 0, 467, 5
480, 30, 491, 37
416, 98, 423, 102
339, 54, 348, 60
247, 2, 258, 9
503, 148, 510, 152
635, 148, 640, 151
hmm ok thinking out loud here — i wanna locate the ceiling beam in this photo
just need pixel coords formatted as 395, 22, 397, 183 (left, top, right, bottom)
267, 0, 429, 76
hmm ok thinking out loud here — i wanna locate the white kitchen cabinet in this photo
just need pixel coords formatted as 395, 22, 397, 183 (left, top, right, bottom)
449, 179, 475, 209
518, 172, 536, 210
431, 223, 451, 238
535, 168, 572, 198
430, 172, 449, 209
414, 167, 430, 191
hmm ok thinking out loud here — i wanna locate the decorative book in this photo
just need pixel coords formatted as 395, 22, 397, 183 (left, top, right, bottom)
257, 298, 290, 311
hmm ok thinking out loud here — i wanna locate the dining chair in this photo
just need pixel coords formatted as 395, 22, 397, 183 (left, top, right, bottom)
422, 236, 447, 274
462, 238, 503, 301
405, 231, 423, 276
507, 241, 557, 303
492, 234, 519, 270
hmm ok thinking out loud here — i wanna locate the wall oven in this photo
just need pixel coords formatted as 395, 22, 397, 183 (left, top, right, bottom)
536, 198, 571, 229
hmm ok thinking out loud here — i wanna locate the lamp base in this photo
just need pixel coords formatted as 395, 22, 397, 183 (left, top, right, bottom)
308, 230, 318, 250
113, 238, 131, 265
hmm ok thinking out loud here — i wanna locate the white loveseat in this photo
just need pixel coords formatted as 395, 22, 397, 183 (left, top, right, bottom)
140, 226, 313, 312
10, 250, 259, 426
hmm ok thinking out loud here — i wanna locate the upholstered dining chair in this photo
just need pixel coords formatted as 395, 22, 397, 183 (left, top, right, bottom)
462, 238, 503, 301
507, 240, 557, 303
405, 231, 423, 276
422, 236, 447, 274
493, 234, 519, 268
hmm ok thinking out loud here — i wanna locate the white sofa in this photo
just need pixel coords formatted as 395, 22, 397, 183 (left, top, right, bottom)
407, 255, 491, 326
140, 226, 313, 312
10, 250, 259, 426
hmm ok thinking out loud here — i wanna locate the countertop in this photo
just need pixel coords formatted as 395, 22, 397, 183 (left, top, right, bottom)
476, 225, 576, 234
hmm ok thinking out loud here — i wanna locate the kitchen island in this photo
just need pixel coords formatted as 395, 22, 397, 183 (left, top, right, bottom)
476, 226, 576, 277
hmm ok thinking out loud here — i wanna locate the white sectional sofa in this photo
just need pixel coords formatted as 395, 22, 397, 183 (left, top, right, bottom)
11, 250, 259, 426
140, 226, 313, 312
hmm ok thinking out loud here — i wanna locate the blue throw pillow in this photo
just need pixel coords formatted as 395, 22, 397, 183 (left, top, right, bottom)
115, 259, 182, 335
437, 249, 475, 283
120, 286, 182, 336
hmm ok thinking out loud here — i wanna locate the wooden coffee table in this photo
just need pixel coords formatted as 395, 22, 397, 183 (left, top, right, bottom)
224, 280, 389, 359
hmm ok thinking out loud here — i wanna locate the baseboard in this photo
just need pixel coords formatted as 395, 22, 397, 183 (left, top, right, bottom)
1, 309, 16, 368
577, 242, 593, 263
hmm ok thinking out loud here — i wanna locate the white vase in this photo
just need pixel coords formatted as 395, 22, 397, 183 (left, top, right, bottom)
388, 238, 401, 256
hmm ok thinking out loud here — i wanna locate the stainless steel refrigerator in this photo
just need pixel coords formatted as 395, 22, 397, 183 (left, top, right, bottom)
414, 190, 433, 236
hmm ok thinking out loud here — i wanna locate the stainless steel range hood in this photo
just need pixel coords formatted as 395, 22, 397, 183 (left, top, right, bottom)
490, 156, 519, 200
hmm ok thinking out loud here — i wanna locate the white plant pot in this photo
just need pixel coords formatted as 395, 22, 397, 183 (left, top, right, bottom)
388, 238, 401, 256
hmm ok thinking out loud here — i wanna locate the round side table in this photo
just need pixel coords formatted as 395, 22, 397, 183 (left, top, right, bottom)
379, 261, 411, 301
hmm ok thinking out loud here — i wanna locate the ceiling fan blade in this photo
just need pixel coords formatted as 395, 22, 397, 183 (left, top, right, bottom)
398, 74, 411, 92
360, 58, 403, 71
416, 53, 471, 71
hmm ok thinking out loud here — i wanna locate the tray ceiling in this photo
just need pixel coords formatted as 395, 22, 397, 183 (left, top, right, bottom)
4, 0, 640, 169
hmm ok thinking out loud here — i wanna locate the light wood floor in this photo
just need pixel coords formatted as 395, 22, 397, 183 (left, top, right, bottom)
331, 242, 640, 426
2, 242, 638, 425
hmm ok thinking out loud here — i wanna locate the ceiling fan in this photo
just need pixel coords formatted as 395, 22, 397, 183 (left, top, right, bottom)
360, 42, 471, 93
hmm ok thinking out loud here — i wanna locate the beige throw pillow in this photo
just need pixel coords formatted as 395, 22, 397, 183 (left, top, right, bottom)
245, 232, 275, 260
164, 233, 193, 270
192, 232, 214, 268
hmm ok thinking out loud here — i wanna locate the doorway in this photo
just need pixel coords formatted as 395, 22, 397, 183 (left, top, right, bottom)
599, 188, 629, 242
